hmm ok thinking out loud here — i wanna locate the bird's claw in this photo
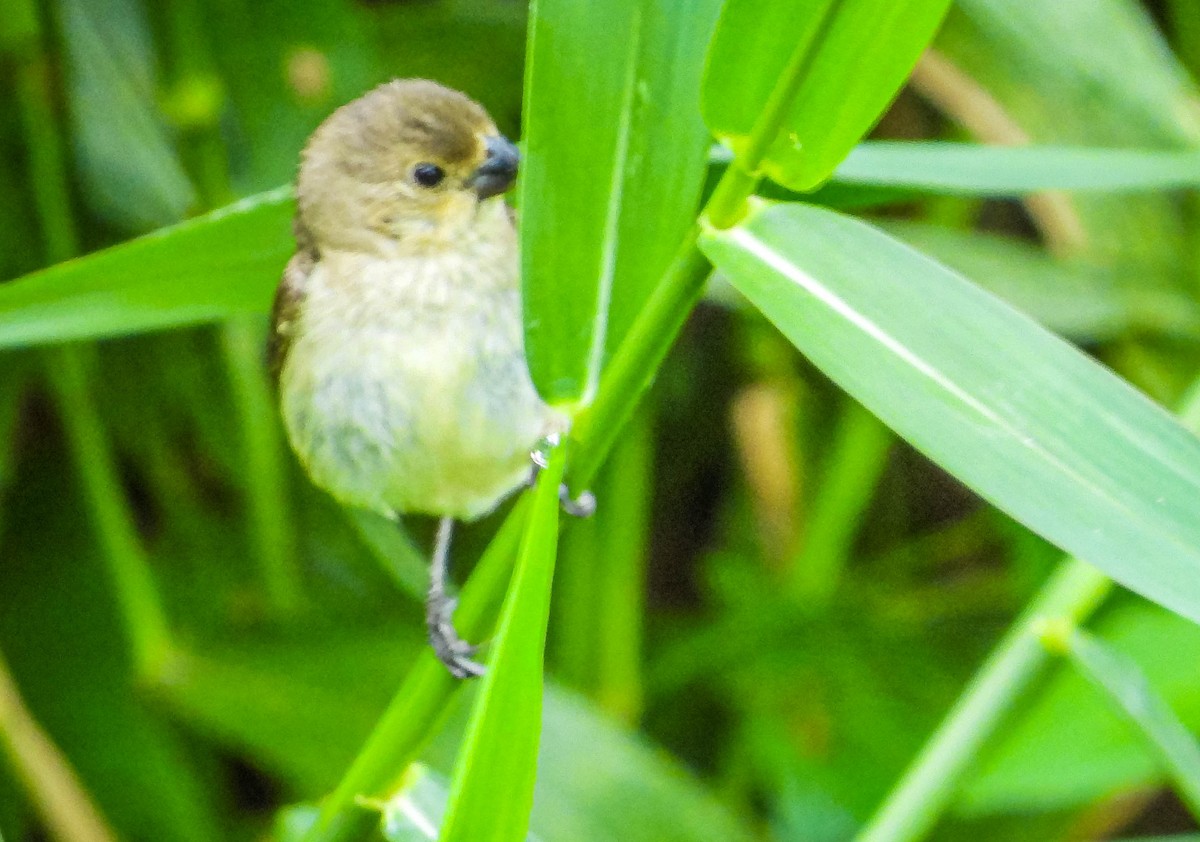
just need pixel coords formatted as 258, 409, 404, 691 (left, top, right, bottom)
528, 435, 596, 518
426, 593, 486, 679
559, 485, 596, 518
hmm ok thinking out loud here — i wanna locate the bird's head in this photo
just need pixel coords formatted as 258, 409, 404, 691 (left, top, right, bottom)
297, 79, 519, 254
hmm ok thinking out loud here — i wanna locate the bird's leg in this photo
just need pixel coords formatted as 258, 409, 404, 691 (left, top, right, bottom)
426, 516, 486, 679
529, 434, 597, 518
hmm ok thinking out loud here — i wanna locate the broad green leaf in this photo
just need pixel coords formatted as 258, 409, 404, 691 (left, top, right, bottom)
440, 446, 565, 842
877, 221, 1200, 342
1066, 629, 1200, 816
528, 687, 759, 842
520, 0, 721, 405
381, 765, 451, 842
699, 201, 1200, 630
53, 0, 194, 230
964, 604, 1200, 812
834, 142, 1200, 194
702, 0, 953, 191
0, 187, 291, 349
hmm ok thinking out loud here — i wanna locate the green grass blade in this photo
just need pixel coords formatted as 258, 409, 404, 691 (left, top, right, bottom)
702, 0, 953, 193
344, 509, 429, 600
834, 142, 1200, 194
439, 446, 565, 842
43, 347, 173, 677
945, 0, 1200, 147
53, 0, 194, 230
217, 320, 302, 613
0, 187, 292, 349
699, 200, 1200, 627
1063, 629, 1200, 817
964, 602, 1200, 812
789, 399, 891, 606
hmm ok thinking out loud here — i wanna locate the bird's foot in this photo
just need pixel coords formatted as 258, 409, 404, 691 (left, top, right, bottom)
426, 592, 486, 680
529, 434, 596, 518
559, 485, 596, 518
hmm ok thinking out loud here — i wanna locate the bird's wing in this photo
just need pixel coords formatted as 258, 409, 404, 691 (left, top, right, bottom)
267, 246, 316, 385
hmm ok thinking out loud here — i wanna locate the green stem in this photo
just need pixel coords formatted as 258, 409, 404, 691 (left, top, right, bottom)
704, 164, 760, 230
702, 0, 846, 228
10, 41, 78, 263
855, 558, 1113, 842
44, 349, 175, 676
789, 398, 891, 607
0, 649, 118, 842
567, 236, 709, 490
859, 381, 1200, 842
590, 410, 650, 723
555, 408, 651, 723
4, 0, 173, 679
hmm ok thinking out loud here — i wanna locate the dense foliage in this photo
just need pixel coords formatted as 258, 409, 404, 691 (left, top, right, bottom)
2, 1, 1200, 841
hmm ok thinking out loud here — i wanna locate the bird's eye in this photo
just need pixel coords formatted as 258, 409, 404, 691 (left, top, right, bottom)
412, 163, 445, 188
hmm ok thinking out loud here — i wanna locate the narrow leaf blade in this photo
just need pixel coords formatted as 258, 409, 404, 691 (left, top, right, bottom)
56, 0, 195, 230
439, 447, 565, 842
834, 142, 1200, 194
0, 188, 292, 349
699, 201, 1200, 627
702, 0, 953, 191
1067, 629, 1200, 816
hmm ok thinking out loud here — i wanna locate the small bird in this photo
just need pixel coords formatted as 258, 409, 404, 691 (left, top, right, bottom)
269, 79, 565, 678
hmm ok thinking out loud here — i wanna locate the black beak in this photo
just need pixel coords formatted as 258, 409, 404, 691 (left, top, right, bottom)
467, 135, 520, 201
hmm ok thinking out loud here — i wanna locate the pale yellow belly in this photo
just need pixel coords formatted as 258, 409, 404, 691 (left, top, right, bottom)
279, 259, 560, 520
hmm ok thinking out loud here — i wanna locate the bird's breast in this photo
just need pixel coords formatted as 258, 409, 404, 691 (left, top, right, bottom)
278, 247, 560, 520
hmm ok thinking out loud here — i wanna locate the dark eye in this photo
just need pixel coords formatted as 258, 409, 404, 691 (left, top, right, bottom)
412, 163, 445, 188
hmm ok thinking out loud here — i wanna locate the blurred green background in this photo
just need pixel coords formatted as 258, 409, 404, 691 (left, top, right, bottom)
2, 0, 1200, 840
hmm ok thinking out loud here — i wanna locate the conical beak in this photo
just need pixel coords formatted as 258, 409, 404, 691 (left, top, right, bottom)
467, 135, 520, 201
